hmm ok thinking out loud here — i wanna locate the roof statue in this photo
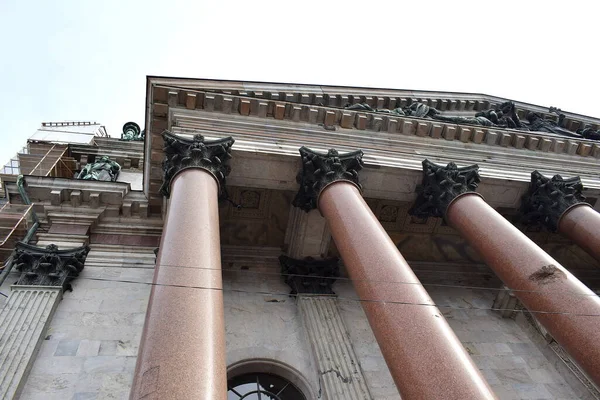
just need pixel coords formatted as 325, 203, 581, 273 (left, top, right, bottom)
121, 122, 145, 141
76, 155, 121, 181
345, 100, 596, 140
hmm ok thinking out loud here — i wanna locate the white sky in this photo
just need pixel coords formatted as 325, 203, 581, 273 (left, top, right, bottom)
1, 0, 599, 166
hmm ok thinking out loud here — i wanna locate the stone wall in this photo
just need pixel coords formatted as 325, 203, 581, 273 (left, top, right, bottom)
116, 171, 143, 191
8, 252, 592, 400
223, 270, 319, 398
17, 245, 155, 400
337, 282, 587, 400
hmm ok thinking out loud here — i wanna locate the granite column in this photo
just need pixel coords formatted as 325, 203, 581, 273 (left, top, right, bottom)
411, 160, 600, 387
521, 171, 600, 263
131, 132, 234, 400
293, 147, 496, 400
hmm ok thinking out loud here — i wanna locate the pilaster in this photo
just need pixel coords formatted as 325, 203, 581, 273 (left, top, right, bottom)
520, 171, 587, 231
0, 286, 62, 399
284, 207, 331, 259
279, 256, 372, 399
0, 243, 89, 399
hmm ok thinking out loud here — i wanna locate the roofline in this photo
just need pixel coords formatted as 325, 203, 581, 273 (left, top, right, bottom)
145, 75, 599, 122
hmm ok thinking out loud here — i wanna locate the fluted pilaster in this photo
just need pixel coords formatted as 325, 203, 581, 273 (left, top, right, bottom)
298, 296, 372, 399
0, 286, 62, 399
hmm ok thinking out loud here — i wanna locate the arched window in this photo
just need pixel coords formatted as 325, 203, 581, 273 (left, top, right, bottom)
227, 373, 307, 400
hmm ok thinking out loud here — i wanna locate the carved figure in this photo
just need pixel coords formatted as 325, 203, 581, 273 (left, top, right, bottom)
577, 127, 600, 141
120, 122, 145, 141
477, 101, 526, 130
526, 112, 582, 138
77, 156, 121, 182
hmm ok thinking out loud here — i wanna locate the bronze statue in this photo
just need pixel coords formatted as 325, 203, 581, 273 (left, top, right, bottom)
121, 122, 145, 141
77, 156, 121, 182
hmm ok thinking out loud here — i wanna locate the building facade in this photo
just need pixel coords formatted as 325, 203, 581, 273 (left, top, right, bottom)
1, 78, 600, 399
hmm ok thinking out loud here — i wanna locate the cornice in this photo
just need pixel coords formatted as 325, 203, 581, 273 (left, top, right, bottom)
168, 111, 600, 187
4, 176, 150, 218
143, 81, 600, 216
147, 77, 600, 127
148, 80, 600, 142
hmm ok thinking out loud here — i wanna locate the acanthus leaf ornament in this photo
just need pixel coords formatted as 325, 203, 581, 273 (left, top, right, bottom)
293, 147, 364, 212
409, 159, 481, 219
10, 243, 90, 290
160, 131, 234, 198
279, 255, 340, 295
520, 171, 587, 231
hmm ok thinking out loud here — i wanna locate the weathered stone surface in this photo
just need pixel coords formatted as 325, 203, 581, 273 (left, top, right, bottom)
520, 171, 587, 231
0, 286, 62, 399
279, 255, 339, 295
298, 296, 372, 399
293, 147, 364, 212
409, 159, 480, 219
160, 131, 234, 198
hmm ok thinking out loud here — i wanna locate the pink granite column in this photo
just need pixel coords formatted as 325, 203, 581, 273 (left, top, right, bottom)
293, 148, 496, 400
521, 171, 600, 264
412, 161, 600, 388
559, 204, 600, 263
131, 133, 234, 400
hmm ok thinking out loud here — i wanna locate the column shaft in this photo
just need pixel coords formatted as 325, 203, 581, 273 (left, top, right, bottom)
131, 169, 226, 400
0, 286, 62, 399
558, 204, 600, 263
319, 182, 496, 400
446, 194, 600, 386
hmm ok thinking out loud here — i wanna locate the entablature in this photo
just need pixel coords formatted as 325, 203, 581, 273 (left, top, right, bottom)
144, 78, 600, 217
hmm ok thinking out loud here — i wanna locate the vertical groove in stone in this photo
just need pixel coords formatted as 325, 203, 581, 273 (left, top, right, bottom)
299, 296, 372, 400
8, 290, 52, 391
0, 286, 61, 400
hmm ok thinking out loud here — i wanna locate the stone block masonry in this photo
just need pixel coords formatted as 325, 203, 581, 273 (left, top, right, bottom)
18, 245, 155, 400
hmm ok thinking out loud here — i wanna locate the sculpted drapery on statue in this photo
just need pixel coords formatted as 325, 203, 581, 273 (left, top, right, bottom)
77, 156, 121, 182
292, 146, 364, 212
346, 100, 599, 140
160, 131, 234, 198
520, 171, 588, 232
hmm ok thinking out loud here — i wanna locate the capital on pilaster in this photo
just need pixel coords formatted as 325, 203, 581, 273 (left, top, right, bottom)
292, 147, 364, 212
279, 255, 340, 295
520, 171, 587, 231
160, 131, 235, 198
409, 159, 481, 219
10, 243, 90, 290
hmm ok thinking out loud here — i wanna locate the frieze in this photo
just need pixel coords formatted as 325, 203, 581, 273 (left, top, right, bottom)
279, 255, 340, 295
10, 243, 90, 290
160, 131, 234, 198
520, 171, 587, 232
293, 147, 364, 212
409, 160, 480, 219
